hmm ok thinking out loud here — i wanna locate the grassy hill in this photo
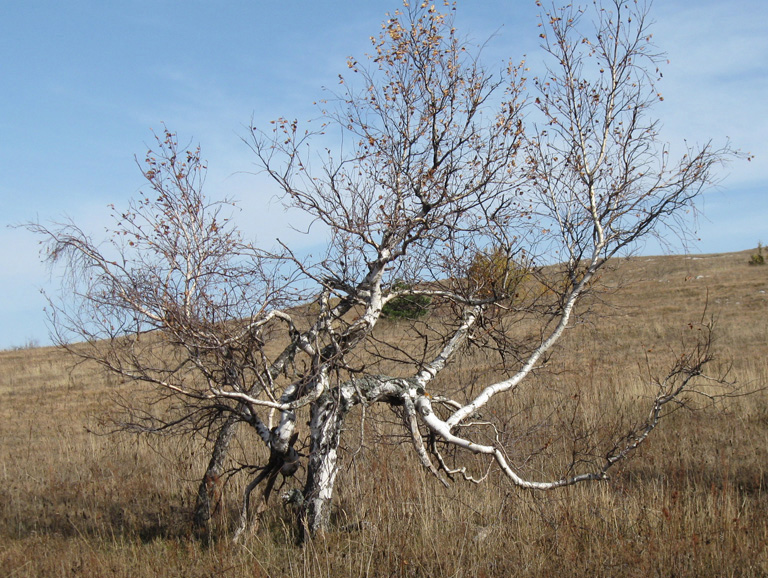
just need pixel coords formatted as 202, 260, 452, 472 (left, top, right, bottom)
1, 250, 767, 577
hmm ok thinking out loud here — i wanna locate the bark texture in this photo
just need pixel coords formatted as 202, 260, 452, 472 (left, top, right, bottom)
193, 415, 239, 531
301, 395, 349, 537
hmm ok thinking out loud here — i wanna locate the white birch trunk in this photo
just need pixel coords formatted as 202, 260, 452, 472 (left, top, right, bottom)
302, 394, 347, 536
300, 375, 406, 536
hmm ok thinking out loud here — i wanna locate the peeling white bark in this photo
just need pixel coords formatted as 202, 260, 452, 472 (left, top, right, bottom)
301, 374, 419, 534
303, 396, 344, 535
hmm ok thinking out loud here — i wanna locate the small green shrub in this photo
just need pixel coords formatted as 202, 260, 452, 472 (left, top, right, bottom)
381, 280, 431, 320
749, 242, 765, 266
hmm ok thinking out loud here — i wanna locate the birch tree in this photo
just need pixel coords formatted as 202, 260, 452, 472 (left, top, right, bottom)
32, 0, 734, 540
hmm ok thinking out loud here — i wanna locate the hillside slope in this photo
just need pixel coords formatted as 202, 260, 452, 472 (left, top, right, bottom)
1, 249, 766, 577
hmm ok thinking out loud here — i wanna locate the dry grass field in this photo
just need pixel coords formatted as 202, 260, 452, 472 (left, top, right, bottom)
1, 249, 767, 577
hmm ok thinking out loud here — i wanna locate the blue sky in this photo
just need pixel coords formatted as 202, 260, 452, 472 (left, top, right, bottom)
1, 0, 766, 350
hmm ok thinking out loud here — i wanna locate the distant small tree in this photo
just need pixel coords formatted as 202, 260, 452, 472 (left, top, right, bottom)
31, 0, 737, 540
467, 246, 530, 299
749, 242, 765, 265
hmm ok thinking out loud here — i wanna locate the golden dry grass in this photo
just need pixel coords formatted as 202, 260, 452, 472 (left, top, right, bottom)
1, 250, 767, 577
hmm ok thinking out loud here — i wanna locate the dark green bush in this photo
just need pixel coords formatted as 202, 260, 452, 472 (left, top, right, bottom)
381, 281, 431, 320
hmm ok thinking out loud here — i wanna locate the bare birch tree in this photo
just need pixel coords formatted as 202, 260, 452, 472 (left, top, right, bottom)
31, 0, 735, 539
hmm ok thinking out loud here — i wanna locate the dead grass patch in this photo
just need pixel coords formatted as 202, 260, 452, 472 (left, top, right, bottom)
1, 251, 767, 576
